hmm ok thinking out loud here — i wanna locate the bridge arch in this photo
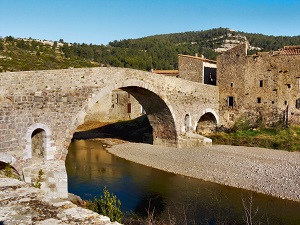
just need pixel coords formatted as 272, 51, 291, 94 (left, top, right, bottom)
195, 109, 219, 135
64, 78, 178, 159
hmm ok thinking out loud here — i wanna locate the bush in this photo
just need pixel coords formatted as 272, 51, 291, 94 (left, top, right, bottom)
32, 169, 44, 189
208, 125, 300, 152
87, 186, 123, 222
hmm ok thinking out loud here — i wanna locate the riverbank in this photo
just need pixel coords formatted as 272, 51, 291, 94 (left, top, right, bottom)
0, 177, 120, 224
106, 141, 300, 202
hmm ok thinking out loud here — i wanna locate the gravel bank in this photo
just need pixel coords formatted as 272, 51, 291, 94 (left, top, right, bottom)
107, 143, 300, 202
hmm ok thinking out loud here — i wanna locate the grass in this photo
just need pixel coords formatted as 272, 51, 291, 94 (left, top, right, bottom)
208, 126, 300, 152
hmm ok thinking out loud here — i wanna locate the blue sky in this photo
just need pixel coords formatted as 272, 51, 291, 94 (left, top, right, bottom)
0, 0, 299, 45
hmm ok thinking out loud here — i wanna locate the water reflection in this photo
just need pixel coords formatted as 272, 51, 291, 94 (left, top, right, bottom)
66, 140, 300, 224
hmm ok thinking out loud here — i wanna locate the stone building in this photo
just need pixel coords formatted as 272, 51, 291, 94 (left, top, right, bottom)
177, 54, 218, 134
178, 54, 217, 85
217, 43, 300, 127
84, 89, 144, 123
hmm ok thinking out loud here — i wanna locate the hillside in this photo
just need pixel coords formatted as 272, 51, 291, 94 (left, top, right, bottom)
1, 28, 300, 72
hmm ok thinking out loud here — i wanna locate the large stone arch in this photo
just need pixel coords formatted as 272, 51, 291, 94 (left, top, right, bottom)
62, 79, 178, 159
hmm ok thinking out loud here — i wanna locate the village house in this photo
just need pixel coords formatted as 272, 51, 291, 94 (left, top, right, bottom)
217, 43, 300, 127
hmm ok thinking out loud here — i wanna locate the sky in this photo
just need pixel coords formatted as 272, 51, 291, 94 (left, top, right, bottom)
0, 0, 299, 45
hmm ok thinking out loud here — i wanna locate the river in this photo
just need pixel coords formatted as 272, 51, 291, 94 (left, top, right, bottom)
66, 139, 300, 224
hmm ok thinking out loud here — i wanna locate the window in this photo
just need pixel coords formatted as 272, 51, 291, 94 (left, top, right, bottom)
116, 94, 119, 104
127, 103, 131, 113
257, 97, 261, 103
228, 96, 234, 107
230, 82, 234, 87
184, 114, 191, 132
272, 101, 275, 104
204, 67, 217, 86
296, 99, 300, 109
286, 84, 291, 89
284, 101, 288, 105
259, 80, 263, 87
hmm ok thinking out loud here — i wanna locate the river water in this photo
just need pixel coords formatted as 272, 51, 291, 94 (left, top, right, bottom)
66, 139, 300, 224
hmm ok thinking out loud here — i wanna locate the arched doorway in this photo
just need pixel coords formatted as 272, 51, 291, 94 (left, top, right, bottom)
196, 113, 217, 135
24, 123, 53, 160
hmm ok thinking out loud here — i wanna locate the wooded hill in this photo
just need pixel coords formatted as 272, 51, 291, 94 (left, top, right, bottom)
1, 28, 300, 73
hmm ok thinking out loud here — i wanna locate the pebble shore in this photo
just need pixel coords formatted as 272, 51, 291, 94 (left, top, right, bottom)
107, 142, 300, 202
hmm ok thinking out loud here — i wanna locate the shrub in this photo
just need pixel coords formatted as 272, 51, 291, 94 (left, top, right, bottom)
32, 169, 44, 189
87, 186, 123, 222
232, 116, 252, 132
4, 162, 13, 178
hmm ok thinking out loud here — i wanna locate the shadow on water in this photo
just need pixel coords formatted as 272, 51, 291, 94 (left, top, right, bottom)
134, 193, 166, 218
72, 115, 153, 143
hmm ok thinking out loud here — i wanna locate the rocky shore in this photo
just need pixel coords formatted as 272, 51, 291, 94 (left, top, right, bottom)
0, 177, 120, 225
107, 142, 300, 202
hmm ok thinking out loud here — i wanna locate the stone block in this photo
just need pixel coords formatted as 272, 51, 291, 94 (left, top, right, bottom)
24, 176, 31, 183
47, 177, 56, 183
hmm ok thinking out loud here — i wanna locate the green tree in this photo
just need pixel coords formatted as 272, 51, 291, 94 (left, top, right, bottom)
6, 35, 14, 42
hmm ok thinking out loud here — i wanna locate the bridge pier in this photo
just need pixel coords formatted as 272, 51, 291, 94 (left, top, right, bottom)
177, 132, 212, 148
23, 160, 68, 198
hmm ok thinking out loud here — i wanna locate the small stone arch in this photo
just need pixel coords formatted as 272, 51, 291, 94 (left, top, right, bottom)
0, 153, 16, 165
196, 112, 218, 135
24, 123, 55, 160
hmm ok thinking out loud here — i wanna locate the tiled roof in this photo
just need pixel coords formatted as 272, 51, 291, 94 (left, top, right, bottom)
152, 70, 179, 75
178, 54, 217, 64
279, 46, 300, 55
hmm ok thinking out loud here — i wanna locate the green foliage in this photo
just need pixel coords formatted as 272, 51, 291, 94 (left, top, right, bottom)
0, 162, 21, 180
209, 126, 300, 152
4, 163, 13, 178
32, 169, 44, 189
0, 37, 99, 72
1, 28, 300, 73
87, 186, 123, 222
232, 116, 252, 132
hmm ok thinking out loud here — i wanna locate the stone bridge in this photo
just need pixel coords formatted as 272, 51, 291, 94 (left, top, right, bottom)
0, 67, 219, 197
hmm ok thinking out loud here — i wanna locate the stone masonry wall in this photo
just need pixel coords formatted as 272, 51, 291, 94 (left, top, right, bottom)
84, 89, 143, 123
218, 43, 300, 127
178, 54, 204, 83
217, 43, 249, 126
0, 67, 219, 171
178, 54, 217, 84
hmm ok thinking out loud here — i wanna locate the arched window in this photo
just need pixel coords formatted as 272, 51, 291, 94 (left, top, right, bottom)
184, 114, 191, 133
24, 123, 54, 160
31, 128, 46, 158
